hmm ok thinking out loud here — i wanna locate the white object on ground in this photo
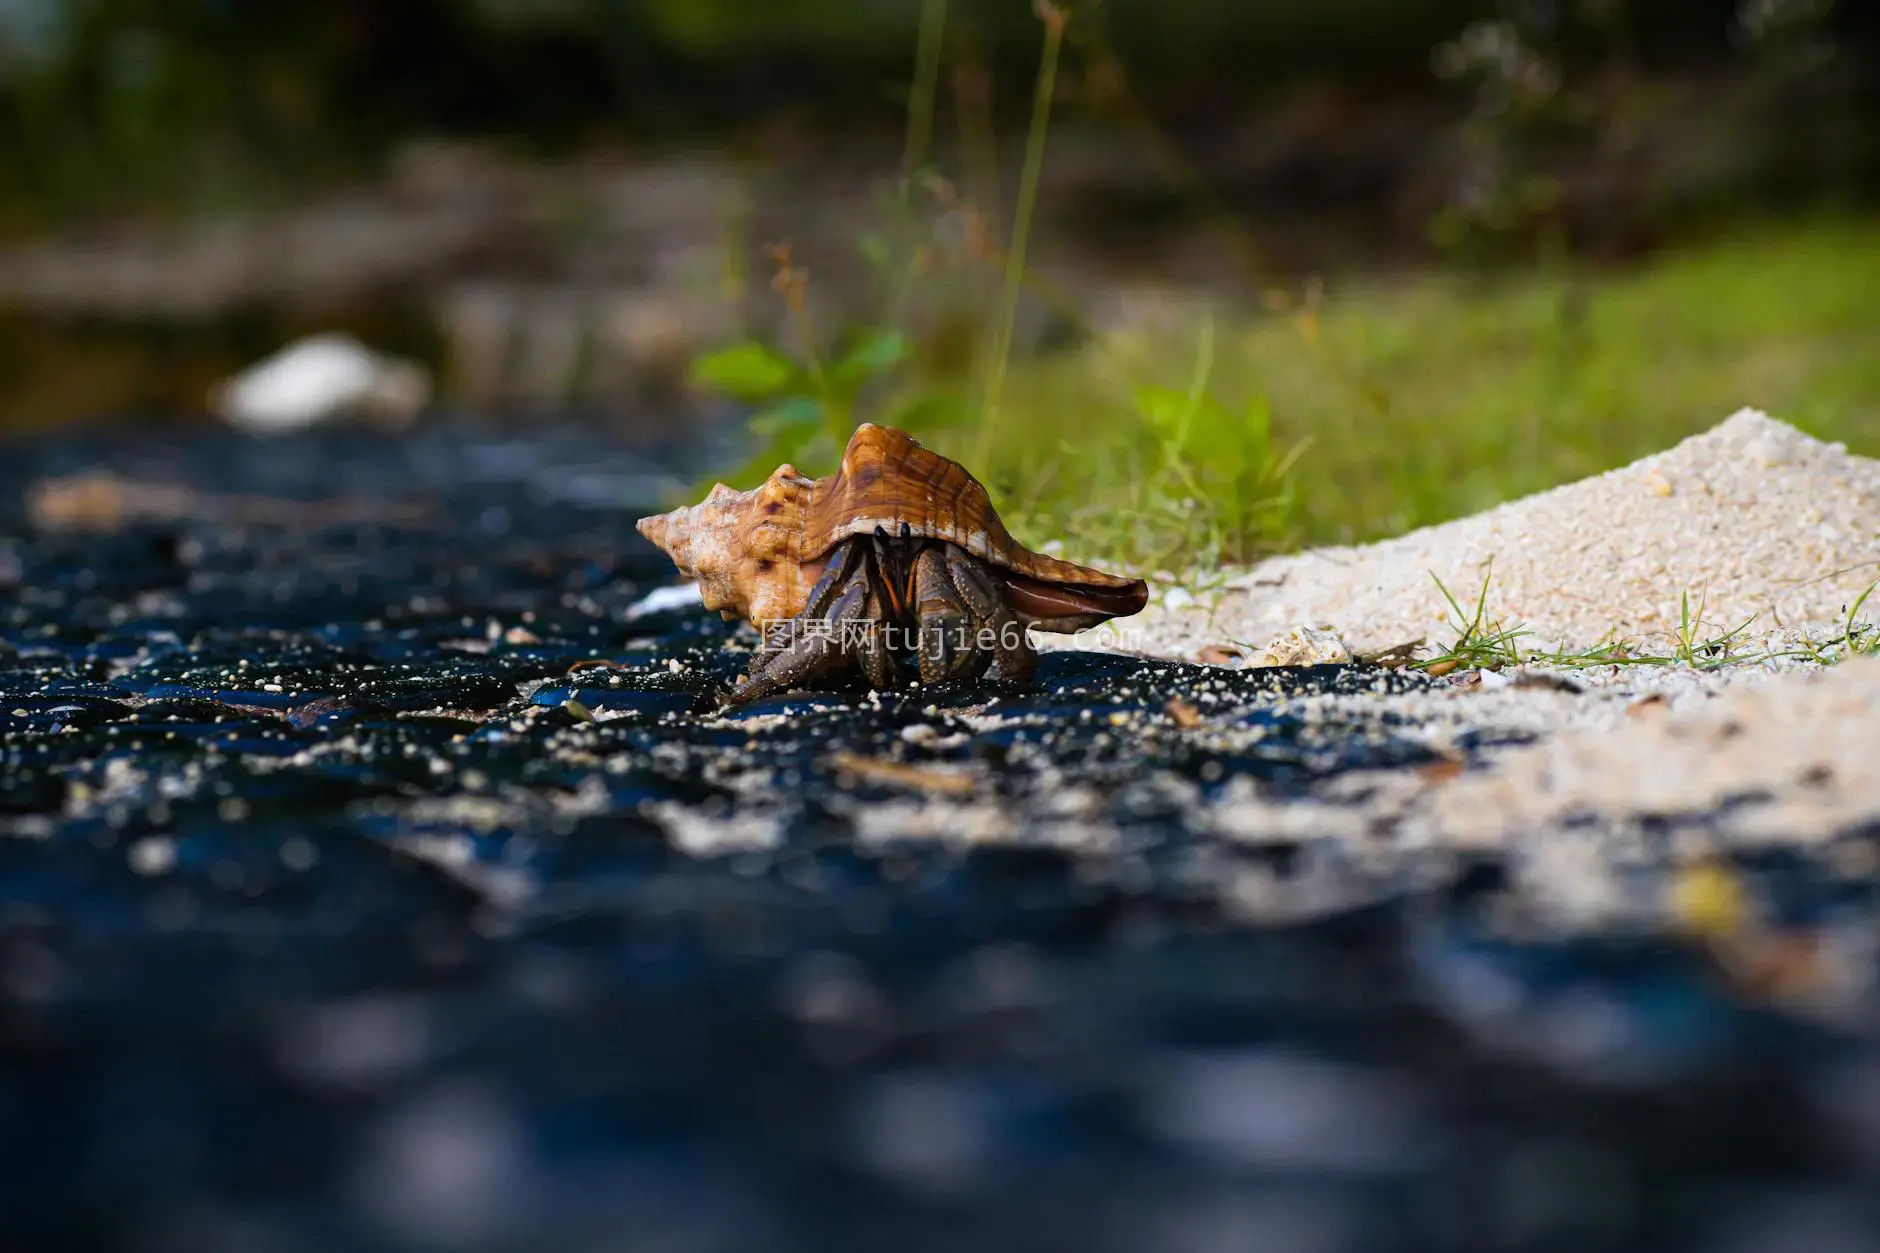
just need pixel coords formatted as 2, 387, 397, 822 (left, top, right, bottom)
624, 583, 705, 619
1245, 627, 1353, 668
213, 333, 430, 435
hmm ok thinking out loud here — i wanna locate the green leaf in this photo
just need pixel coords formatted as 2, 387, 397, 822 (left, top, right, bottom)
1132, 385, 1192, 436
830, 328, 910, 387
747, 397, 824, 437
889, 390, 979, 431
687, 341, 798, 400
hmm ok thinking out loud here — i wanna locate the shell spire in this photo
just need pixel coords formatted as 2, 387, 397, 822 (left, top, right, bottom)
634, 465, 816, 627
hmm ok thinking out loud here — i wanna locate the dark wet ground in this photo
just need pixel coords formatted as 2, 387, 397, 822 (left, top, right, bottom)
4, 423, 1880, 1253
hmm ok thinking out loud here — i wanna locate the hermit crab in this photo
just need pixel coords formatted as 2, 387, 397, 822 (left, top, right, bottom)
637, 423, 1148, 705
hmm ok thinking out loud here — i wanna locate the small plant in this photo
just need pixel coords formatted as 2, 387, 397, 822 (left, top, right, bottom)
1412, 570, 1827, 675
683, 0, 1066, 496
681, 0, 969, 492
1417, 564, 1529, 674
1798, 576, 1880, 663
1844, 579, 1880, 658
679, 0, 1305, 575
978, 309, 1304, 576
1667, 589, 1758, 669
1122, 318, 1301, 567
686, 254, 973, 491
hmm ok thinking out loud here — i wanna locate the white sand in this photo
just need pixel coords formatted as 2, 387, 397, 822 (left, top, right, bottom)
1413, 655, 1880, 849
1047, 408, 1880, 870
1089, 409, 1880, 662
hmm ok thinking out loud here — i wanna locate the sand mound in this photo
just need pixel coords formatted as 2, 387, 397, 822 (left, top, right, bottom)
1129, 409, 1880, 658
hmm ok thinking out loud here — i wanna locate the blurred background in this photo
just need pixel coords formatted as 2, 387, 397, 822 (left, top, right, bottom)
1, 0, 1877, 554
6, 11, 1880, 1250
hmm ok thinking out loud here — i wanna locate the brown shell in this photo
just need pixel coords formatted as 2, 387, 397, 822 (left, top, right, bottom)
636, 423, 1147, 631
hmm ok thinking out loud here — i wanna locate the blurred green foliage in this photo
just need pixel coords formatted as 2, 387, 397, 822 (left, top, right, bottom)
984, 218, 1880, 563
688, 324, 976, 489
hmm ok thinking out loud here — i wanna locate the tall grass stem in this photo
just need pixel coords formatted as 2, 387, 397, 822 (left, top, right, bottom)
902, 0, 948, 191
978, 9, 1065, 467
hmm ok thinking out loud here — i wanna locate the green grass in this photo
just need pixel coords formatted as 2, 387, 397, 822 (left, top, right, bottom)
1798, 578, 1880, 664
1414, 565, 1529, 674
1407, 568, 1866, 677
976, 220, 1880, 567
674, 0, 1879, 584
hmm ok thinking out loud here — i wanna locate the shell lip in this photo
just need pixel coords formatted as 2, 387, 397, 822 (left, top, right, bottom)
1002, 569, 1150, 632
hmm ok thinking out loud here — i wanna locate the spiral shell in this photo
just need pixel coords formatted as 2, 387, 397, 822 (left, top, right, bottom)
636, 423, 1148, 631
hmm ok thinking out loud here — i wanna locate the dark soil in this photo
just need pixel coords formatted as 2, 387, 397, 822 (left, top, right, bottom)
3, 422, 1878, 1253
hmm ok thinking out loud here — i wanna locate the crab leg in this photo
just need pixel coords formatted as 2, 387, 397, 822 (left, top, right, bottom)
851, 540, 903, 690
723, 538, 899, 706
912, 546, 992, 684
945, 547, 1035, 684
758, 544, 856, 658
